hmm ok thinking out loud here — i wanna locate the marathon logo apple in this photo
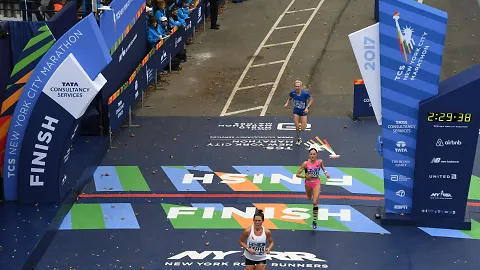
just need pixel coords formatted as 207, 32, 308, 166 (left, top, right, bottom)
166, 250, 329, 268
30, 115, 58, 187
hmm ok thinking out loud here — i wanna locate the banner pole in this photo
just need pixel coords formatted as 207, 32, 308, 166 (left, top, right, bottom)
126, 106, 140, 128
109, 126, 117, 149
169, 55, 172, 72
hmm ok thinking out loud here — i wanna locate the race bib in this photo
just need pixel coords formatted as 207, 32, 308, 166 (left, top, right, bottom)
248, 242, 266, 255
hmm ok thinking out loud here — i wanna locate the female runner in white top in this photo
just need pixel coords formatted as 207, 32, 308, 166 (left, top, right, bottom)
238, 209, 274, 269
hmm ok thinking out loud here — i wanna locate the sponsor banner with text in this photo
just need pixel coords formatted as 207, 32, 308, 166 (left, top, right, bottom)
379, 0, 448, 214
2, 14, 111, 202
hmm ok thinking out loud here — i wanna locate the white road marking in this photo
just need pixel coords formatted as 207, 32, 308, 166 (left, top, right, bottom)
263, 40, 295, 48
223, 106, 264, 116
286, 8, 316, 14
251, 60, 285, 68
220, 0, 297, 116
261, 0, 326, 116
237, 82, 275, 91
220, 0, 326, 117
275, 23, 305, 30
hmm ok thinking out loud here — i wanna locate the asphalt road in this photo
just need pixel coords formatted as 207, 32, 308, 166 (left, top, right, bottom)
135, 0, 480, 118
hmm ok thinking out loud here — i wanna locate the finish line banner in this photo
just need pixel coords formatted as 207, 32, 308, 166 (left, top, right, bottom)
2, 13, 111, 202
379, 0, 448, 214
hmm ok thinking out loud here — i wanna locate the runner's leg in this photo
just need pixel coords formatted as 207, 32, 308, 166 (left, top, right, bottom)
311, 182, 321, 228
255, 263, 267, 270
305, 184, 313, 201
300, 114, 307, 132
293, 114, 301, 144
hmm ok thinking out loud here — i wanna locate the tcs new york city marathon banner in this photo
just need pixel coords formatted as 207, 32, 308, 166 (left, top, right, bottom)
378, 0, 448, 214
350, 0, 480, 223
2, 14, 111, 202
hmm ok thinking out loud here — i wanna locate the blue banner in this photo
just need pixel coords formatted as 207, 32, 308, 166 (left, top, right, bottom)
194, 0, 205, 27
352, 80, 375, 118
379, 0, 448, 214
2, 13, 111, 202
0, 21, 12, 103
412, 65, 480, 220
101, 12, 148, 102
99, 0, 146, 54
108, 84, 132, 132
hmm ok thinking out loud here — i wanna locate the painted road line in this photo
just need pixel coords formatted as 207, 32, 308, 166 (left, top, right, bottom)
59, 203, 140, 230
162, 203, 390, 234
220, 0, 297, 116
94, 166, 123, 191
93, 166, 150, 192
419, 219, 480, 240
286, 8, 316, 14
251, 60, 285, 68
76, 193, 480, 207
78, 193, 383, 200
262, 41, 295, 48
161, 166, 206, 191
237, 82, 274, 90
261, 0, 326, 116
116, 166, 151, 192
223, 106, 264, 116
275, 23, 306, 30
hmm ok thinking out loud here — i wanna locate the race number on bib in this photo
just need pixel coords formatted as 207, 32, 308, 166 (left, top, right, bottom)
249, 242, 266, 255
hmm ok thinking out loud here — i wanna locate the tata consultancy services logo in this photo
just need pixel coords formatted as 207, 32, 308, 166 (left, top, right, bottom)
395, 140, 407, 153
393, 12, 415, 63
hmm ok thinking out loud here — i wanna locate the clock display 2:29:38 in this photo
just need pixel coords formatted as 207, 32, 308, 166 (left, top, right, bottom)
427, 112, 472, 123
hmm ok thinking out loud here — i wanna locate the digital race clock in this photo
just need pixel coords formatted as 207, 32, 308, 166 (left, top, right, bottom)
427, 112, 472, 122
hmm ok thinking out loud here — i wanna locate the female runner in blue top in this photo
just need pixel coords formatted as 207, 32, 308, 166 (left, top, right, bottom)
284, 80, 313, 145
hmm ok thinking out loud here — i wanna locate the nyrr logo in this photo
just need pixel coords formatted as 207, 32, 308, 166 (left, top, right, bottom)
161, 203, 390, 234
166, 250, 328, 268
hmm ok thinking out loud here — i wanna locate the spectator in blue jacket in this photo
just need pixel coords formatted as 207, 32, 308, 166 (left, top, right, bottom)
168, 7, 185, 28
158, 17, 171, 37
155, 0, 167, 22
146, 16, 163, 48
176, 0, 190, 20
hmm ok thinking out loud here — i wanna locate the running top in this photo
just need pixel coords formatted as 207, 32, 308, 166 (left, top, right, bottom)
244, 225, 268, 261
306, 159, 322, 179
289, 89, 311, 112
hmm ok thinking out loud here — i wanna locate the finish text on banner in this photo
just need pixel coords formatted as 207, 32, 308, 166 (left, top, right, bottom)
2, 13, 111, 201
17, 54, 107, 203
379, 0, 448, 213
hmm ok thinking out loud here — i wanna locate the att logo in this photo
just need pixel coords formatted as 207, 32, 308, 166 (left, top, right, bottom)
62, 82, 78, 87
